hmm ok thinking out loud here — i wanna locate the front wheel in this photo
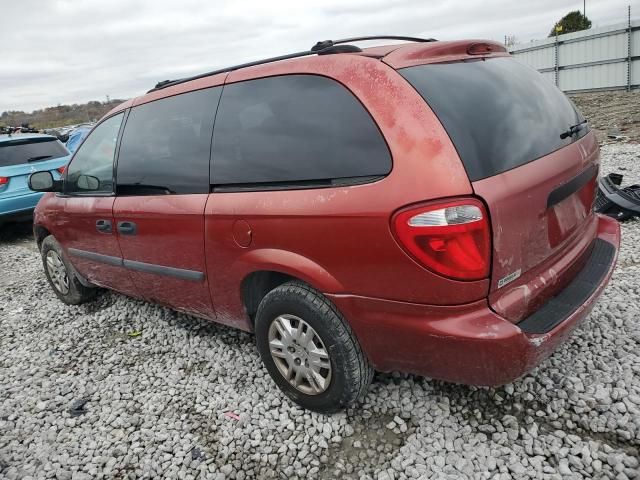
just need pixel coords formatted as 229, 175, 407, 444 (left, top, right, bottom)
41, 235, 96, 305
255, 281, 373, 413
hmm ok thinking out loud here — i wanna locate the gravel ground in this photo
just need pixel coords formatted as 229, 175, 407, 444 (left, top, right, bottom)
571, 91, 640, 145
1, 144, 639, 480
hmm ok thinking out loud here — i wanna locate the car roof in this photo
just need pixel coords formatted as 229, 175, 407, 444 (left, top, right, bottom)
0, 133, 59, 144
104, 39, 507, 119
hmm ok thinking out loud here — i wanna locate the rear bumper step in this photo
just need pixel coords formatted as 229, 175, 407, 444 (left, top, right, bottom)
517, 238, 616, 334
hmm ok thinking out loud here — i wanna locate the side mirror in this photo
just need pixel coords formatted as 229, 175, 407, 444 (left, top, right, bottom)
77, 174, 100, 191
28, 171, 61, 192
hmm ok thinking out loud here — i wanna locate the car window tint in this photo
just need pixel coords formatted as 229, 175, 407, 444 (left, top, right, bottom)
0, 137, 68, 167
400, 57, 585, 181
66, 113, 123, 194
211, 75, 391, 186
116, 87, 221, 195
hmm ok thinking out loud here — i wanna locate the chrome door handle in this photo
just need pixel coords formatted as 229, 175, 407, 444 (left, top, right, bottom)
117, 221, 137, 235
96, 219, 112, 233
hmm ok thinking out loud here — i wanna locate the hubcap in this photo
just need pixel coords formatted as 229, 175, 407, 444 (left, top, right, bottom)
268, 314, 332, 395
45, 250, 70, 295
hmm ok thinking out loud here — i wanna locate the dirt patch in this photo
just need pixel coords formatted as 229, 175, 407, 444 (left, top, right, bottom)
571, 90, 640, 144
320, 411, 417, 479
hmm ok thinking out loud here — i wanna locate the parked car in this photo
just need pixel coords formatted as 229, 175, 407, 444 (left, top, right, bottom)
0, 134, 69, 225
44, 127, 72, 143
65, 124, 93, 154
29, 37, 620, 412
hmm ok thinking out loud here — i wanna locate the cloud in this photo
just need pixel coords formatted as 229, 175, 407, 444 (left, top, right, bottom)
0, 0, 633, 112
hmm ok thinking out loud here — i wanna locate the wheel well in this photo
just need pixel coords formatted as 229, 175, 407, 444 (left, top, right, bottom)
34, 225, 51, 250
241, 271, 297, 322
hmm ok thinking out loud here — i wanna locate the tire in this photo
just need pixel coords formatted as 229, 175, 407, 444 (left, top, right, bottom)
40, 235, 96, 305
255, 281, 373, 413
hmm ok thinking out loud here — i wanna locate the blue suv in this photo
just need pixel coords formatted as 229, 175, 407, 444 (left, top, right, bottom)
0, 134, 70, 224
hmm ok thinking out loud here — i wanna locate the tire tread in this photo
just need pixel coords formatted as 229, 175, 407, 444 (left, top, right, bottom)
255, 281, 373, 412
41, 235, 96, 305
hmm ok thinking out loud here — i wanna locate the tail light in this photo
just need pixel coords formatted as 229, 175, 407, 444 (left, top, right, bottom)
392, 198, 491, 280
0, 177, 8, 186
57, 166, 66, 175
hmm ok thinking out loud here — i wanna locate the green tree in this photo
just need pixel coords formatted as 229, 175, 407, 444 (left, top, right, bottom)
549, 10, 592, 37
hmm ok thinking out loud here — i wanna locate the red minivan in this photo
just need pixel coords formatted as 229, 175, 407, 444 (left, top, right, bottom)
29, 37, 620, 412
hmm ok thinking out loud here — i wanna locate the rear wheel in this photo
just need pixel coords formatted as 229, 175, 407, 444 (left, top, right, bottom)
41, 236, 95, 305
255, 281, 373, 412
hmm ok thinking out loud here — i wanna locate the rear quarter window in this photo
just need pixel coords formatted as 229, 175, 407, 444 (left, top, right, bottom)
0, 137, 68, 166
400, 57, 586, 181
211, 74, 391, 188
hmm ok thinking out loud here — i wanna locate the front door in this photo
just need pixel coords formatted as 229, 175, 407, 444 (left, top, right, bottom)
55, 112, 138, 295
111, 87, 222, 319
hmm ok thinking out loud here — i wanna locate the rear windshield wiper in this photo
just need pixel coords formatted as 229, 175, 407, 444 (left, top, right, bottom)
27, 155, 53, 162
560, 120, 588, 139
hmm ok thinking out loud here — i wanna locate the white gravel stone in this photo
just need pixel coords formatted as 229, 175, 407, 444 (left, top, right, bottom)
0, 144, 639, 479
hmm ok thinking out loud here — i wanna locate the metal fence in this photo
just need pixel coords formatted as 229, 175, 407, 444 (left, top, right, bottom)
509, 8, 639, 93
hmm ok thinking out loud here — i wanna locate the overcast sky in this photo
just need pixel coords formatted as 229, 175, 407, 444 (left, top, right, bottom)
0, 0, 634, 113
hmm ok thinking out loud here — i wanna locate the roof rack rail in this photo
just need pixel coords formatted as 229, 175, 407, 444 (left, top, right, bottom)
148, 35, 437, 93
311, 35, 436, 51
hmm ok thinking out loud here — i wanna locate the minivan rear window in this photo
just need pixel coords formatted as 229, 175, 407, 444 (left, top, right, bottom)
400, 57, 586, 181
0, 137, 68, 167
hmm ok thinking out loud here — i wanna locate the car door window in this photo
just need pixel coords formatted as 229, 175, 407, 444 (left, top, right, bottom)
211, 74, 391, 188
65, 113, 124, 194
116, 87, 221, 195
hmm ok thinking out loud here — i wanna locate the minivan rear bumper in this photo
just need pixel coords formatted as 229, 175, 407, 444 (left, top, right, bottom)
328, 214, 620, 386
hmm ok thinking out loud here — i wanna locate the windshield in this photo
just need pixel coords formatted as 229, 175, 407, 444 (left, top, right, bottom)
400, 57, 587, 181
0, 137, 69, 167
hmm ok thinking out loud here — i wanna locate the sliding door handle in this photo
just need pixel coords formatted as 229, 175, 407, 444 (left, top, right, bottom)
117, 221, 137, 235
96, 219, 112, 233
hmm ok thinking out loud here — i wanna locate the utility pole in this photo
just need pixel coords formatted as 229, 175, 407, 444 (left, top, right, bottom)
628, 4, 632, 92
554, 24, 561, 87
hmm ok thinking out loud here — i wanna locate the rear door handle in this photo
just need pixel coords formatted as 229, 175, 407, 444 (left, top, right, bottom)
96, 219, 112, 233
117, 221, 137, 235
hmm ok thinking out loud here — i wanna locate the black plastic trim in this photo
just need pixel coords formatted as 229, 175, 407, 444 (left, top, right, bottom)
68, 248, 123, 266
317, 44, 362, 55
212, 175, 385, 193
517, 238, 615, 334
149, 36, 438, 92
547, 164, 598, 208
123, 259, 204, 282
67, 248, 205, 282
597, 175, 640, 213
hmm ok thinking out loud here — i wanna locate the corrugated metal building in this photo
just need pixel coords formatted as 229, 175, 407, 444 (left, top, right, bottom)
510, 18, 640, 93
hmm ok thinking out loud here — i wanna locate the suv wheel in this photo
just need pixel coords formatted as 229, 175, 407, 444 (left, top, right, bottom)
255, 281, 373, 412
41, 236, 96, 305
